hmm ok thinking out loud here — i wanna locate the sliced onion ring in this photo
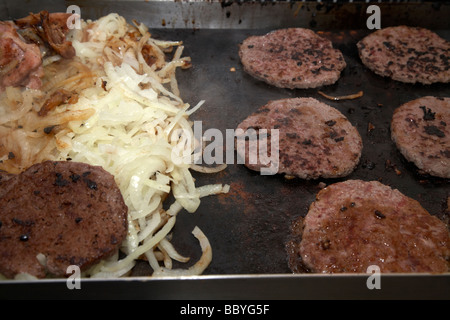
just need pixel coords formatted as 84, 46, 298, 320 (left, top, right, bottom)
318, 90, 363, 101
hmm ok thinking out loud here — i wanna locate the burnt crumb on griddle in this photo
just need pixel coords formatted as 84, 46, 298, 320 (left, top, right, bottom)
419, 106, 436, 121
385, 159, 402, 176
362, 159, 376, 170
367, 122, 375, 135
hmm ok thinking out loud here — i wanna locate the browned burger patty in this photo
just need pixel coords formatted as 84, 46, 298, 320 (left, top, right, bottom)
235, 98, 362, 179
239, 28, 346, 89
0, 161, 128, 279
391, 96, 449, 178
357, 26, 450, 84
290, 180, 450, 273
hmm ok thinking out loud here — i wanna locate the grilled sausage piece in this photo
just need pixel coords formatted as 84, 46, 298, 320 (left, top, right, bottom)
0, 21, 43, 91
0, 161, 128, 279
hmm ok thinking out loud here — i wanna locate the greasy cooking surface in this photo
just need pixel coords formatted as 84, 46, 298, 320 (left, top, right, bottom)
131, 29, 450, 276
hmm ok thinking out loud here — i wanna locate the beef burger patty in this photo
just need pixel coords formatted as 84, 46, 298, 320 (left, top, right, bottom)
357, 26, 450, 84
235, 98, 362, 179
391, 96, 449, 178
239, 28, 346, 89
0, 161, 128, 278
289, 180, 450, 273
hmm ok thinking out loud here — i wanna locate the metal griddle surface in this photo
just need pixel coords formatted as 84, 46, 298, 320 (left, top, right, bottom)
1, 1, 449, 300
129, 28, 450, 277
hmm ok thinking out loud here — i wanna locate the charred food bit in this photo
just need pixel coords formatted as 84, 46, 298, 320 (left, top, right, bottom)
38, 89, 77, 117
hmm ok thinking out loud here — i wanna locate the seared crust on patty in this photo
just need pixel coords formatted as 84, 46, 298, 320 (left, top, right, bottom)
0, 161, 128, 279
239, 28, 346, 89
391, 96, 450, 178
293, 180, 450, 273
357, 26, 450, 84
236, 98, 362, 179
